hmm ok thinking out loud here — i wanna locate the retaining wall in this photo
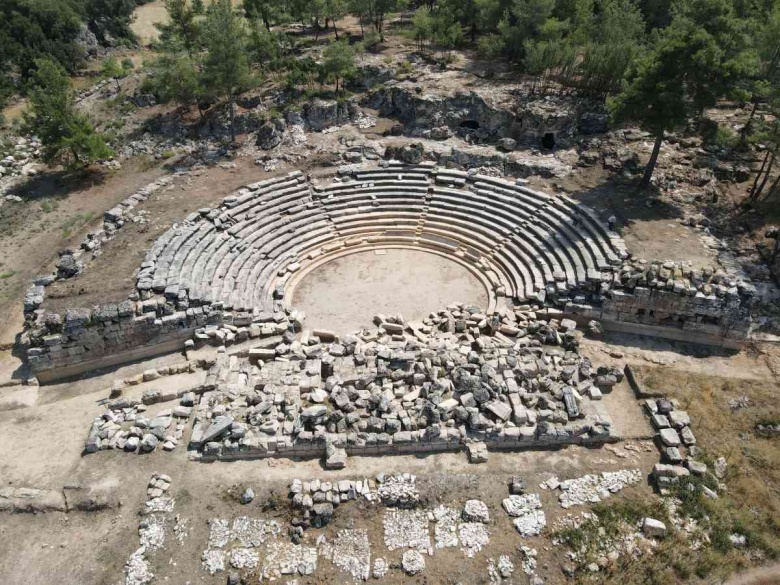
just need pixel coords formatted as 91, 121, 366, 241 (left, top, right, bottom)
24, 282, 752, 379
563, 285, 751, 344
194, 426, 619, 463
25, 300, 224, 377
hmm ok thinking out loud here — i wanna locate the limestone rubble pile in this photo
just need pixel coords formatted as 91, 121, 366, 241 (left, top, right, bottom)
372, 557, 388, 578
201, 516, 283, 576
288, 476, 378, 530
320, 529, 372, 581
383, 509, 432, 551
541, 469, 643, 509
189, 305, 617, 463
503, 493, 547, 537
378, 474, 420, 507
0, 136, 41, 179
459, 522, 490, 557
641, 397, 718, 498
85, 393, 194, 454
433, 505, 459, 549
124, 548, 154, 585
124, 474, 175, 585
401, 549, 426, 575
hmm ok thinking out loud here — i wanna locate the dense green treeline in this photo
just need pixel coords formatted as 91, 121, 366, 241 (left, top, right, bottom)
0, 0, 145, 164
138, 0, 779, 184
3, 0, 780, 186
0, 0, 143, 95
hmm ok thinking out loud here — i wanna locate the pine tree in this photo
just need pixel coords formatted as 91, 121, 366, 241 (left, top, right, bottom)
101, 56, 125, 93
244, 0, 288, 31
321, 39, 355, 94
609, 0, 757, 185
23, 58, 112, 168
156, 0, 201, 58
201, 0, 255, 142
143, 49, 202, 115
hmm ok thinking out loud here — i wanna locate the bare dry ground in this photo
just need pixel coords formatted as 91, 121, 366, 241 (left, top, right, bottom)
0, 335, 777, 585
291, 248, 490, 332
555, 167, 719, 270
0, 429, 659, 585
41, 159, 276, 314
130, 0, 168, 45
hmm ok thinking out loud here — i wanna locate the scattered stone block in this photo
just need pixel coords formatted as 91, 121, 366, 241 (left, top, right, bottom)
466, 442, 488, 464
642, 517, 667, 538
462, 500, 490, 523
659, 428, 681, 447
401, 550, 425, 575
325, 442, 347, 469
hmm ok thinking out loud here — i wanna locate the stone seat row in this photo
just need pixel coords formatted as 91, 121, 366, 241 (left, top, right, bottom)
478, 179, 622, 268
142, 181, 328, 297
138, 165, 626, 312
140, 180, 313, 290
429, 190, 591, 292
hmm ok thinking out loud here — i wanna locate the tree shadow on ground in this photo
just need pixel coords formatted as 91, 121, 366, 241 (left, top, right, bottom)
6, 167, 109, 203
569, 176, 684, 228
738, 198, 780, 232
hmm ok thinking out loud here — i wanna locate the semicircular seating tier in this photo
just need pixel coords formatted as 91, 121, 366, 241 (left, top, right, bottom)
136, 163, 628, 314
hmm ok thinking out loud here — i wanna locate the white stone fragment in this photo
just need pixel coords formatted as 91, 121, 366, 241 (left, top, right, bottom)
383, 509, 431, 551
458, 522, 490, 557
201, 549, 225, 574
320, 529, 371, 581
372, 557, 388, 579
433, 505, 459, 549
462, 499, 490, 523
513, 510, 547, 537
125, 547, 154, 585
208, 518, 231, 548
401, 550, 426, 575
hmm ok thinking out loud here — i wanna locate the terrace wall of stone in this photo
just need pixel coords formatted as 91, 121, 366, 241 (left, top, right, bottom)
25, 301, 224, 377
565, 285, 752, 343
194, 427, 617, 463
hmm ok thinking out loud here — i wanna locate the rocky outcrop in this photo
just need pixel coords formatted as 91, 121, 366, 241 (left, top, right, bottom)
302, 99, 353, 131
349, 64, 396, 90
364, 84, 515, 140
363, 82, 605, 146
578, 112, 609, 135
75, 24, 103, 58
256, 119, 286, 150
384, 143, 425, 164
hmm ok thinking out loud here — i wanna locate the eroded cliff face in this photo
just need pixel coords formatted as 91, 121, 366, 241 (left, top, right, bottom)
362, 74, 604, 147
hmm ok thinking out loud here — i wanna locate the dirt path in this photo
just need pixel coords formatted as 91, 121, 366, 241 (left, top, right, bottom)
580, 334, 777, 382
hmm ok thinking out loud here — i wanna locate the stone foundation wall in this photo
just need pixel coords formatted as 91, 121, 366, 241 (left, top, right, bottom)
564, 285, 752, 340
195, 428, 617, 463
25, 300, 224, 373
25, 281, 752, 376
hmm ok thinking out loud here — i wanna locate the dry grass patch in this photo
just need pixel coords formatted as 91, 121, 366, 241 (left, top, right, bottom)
626, 365, 780, 581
